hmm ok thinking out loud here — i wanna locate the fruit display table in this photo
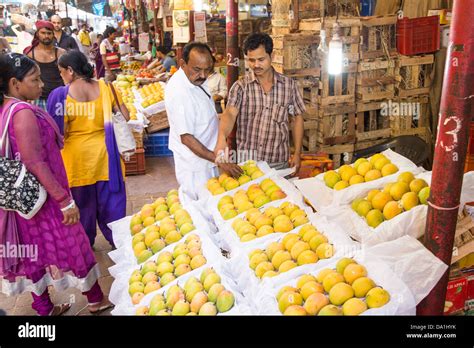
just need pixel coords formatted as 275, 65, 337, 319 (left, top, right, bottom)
107, 157, 474, 316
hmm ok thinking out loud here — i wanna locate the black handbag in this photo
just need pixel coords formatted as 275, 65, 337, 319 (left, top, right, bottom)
0, 102, 47, 219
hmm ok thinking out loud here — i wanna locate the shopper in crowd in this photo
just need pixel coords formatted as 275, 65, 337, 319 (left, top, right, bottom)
207, 59, 227, 114
214, 33, 305, 173
90, 33, 105, 78
24, 20, 65, 110
147, 46, 176, 73
71, 28, 82, 50
165, 42, 241, 200
47, 50, 128, 248
50, 14, 79, 51
100, 26, 121, 82
78, 23, 91, 57
89, 27, 97, 46
0, 53, 113, 316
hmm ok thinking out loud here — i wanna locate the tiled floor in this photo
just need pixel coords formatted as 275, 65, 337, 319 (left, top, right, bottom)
0, 157, 177, 316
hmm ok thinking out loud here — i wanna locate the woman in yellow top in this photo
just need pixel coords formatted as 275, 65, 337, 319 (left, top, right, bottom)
47, 50, 129, 248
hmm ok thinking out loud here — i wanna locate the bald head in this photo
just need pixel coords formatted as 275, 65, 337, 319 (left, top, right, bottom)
50, 15, 62, 32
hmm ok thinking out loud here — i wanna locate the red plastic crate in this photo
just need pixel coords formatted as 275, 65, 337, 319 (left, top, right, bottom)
397, 15, 440, 55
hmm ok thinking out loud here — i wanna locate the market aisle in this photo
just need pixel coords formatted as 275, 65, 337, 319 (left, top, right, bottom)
0, 157, 178, 316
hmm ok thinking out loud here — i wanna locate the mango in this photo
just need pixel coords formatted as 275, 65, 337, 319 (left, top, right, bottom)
255, 261, 274, 278
343, 264, 367, 285
297, 250, 318, 266
172, 300, 190, 316
296, 274, 317, 290
198, 302, 217, 316
190, 291, 208, 313
278, 260, 297, 273
316, 243, 334, 260
304, 292, 329, 315
278, 291, 303, 313
190, 255, 207, 270
144, 280, 161, 295
284, 305, 307, 316
208, 283, 225, 303
323, 272, 345, 292
352, 277, 376, 298
329, 282, 354, 306
300, 281, 324, 300
174, 263, 192, 277
342, 298, 367, 315
336, 258, 356, 275
318, 304, 342, 316
366, 287, 390, 308
203, 272, 221, 292
271, 250, 291, 269
216, 290, 235, 313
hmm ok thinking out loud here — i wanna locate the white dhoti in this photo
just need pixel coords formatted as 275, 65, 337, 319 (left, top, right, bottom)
175, 164, 218, 201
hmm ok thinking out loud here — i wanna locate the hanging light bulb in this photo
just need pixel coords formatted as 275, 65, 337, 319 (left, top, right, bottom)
328, 23, 343, 75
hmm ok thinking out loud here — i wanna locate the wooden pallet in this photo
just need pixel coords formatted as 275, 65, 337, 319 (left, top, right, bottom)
396, 55, 435, 97
294, 76, 319, 105
318, 61, 357, 105
389, 96, 430, 141
355, 138, 389, 151
356, 100, 392, 142
303, 104, 357, 146
272, 0, 360, 33
272, 34, 321, 76
318, 144, 355, 168
299, 18, 361, 64
356, 58, 398, 102
360, 15, 398, 60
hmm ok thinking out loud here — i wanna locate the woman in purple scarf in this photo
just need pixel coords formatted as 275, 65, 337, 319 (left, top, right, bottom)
0, 53, 112, 315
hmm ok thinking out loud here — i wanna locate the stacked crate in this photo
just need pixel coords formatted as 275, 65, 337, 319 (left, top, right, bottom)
355, 15, 398, 150
297, 18, 360, 167
392, 54, 434, 144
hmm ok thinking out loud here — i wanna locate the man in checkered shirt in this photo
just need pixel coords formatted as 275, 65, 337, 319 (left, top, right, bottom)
214, 33, 306, 173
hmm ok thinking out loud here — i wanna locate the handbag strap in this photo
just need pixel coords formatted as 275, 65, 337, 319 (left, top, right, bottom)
107, 82, 124, 116
1, 101, 29, 158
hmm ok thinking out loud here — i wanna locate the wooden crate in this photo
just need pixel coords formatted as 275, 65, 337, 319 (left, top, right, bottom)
319, 144, 355, 168
318, 61, 358, 105
125, 148, 146, 176
299, 18, 361, 64
303, 104, 356, 147
273, 34, 321, 76
389, 96, 431, 142
146, 110, 169, 134
294, 76, 319, 105
355, 138, 389, 151
360, 15, 398, 60
396, 55, 435, 97
356, 101, 392, 142
356, 58, 398, 102
272, 0, 359, 29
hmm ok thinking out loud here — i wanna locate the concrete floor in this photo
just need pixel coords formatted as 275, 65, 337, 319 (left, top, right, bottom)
0, 157, 177, 316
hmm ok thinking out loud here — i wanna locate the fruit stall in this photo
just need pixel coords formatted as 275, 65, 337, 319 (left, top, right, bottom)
106, 152, 474, 316
113, 64, 175, 175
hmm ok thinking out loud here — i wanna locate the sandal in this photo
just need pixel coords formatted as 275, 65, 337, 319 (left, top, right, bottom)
88, 299, 114, 314
49, 303, 71, 316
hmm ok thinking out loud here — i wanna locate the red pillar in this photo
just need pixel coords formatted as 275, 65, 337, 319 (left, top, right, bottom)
417, 0, 474, 315
226, 0, 239, 150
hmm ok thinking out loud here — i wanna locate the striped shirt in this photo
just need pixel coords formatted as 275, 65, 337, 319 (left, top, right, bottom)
227, 69, 306, 164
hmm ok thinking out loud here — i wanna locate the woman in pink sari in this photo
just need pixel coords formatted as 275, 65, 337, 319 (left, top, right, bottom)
0, 53, 112, 316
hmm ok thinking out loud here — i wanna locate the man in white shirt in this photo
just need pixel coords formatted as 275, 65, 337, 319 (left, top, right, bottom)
165, 42, 242, 200
207, 67, 227, 113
